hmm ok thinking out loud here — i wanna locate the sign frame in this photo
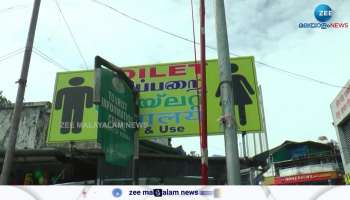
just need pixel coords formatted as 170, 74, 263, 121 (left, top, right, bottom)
94, 56, 139, 166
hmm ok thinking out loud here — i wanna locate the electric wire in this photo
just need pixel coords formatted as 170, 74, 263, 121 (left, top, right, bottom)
91, 0, 196, 44
0, 5, 28, 14
54, 0, 88, 69
190, 0, 202, 139
33, 47, 69, 71
0, 48, 24, 63
2, 1, 345, 89
91, 0, 348, 90
0, 47, 75, 71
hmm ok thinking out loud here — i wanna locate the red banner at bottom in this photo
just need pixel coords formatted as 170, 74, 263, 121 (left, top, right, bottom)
274, 171, 339, 185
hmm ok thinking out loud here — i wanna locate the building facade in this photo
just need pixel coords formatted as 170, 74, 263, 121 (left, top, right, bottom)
256, 141, 344, 185
0, 101, 259, 185
330, 80, 350, 185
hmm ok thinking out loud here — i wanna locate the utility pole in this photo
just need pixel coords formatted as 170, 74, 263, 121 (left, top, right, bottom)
259, 85, 269, 151
246, 135, 250, 156
242, 132, 247, 157
253, 133, 257, 155
214, 0, 241, 184
258, 131, 264, 153
0, 0, 41, 185
199, 0, 208, 185
132, 92, 140, 185
258, 86, 264, 153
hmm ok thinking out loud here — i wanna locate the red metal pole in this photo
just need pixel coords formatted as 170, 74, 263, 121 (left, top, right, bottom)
199, 0, 208, 185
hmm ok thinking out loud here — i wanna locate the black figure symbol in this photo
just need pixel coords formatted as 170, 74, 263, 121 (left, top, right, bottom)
55, 77, 93, 134
215, 63, 255, 125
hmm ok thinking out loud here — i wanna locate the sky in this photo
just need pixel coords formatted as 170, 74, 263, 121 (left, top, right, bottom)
0, 0, 349, 156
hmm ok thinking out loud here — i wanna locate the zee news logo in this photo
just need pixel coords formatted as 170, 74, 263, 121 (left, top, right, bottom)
299, 4, 348, 29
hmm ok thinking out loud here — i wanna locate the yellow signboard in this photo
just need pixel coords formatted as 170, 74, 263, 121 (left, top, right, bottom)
47, 71, 98, 143
124, 56, 262, 138
345, 172, 350, 185
47, 56, 261, 141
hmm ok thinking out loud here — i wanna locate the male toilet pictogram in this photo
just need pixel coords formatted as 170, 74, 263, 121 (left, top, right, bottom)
215, 63, 255, 125
54, 77, 93, 134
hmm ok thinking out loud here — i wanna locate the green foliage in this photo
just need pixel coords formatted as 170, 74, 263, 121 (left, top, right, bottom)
0, 91, 11, 107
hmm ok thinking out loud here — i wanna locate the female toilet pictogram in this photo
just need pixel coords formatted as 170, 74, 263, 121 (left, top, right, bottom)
215, 63, 255, 125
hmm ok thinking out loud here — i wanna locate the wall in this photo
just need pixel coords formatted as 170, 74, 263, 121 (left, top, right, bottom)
0, 102, 51, 150
330, 80, 350, 178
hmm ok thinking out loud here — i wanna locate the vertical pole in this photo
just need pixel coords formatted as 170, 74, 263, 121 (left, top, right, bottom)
96, 157, 103, 185
132, 134, 139, 185
253, 133, 257, 156
242, 132, 247, 157
257, 84, 264, 153
258, 131, 263, 153
199, 0, 208, 185
0, 0, 41, 185
132, 91, 140, 185
259, 85, 269, 150
239, 141, 243, 157
246, 133, 250, 157
215, 0, 241, 184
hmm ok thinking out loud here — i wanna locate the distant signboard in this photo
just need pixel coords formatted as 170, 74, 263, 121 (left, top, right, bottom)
47, 71, 97, 143
94, 57, 137, 166
330, 80, 350, 125
124, 56, 262, 138
274, 171, 339, 185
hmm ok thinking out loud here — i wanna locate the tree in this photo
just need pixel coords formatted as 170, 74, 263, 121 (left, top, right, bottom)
0, 91, 11, 108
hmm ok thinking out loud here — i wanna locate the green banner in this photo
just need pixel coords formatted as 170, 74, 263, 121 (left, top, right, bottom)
47, 71, 97, 143
96, 68, 136, 166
